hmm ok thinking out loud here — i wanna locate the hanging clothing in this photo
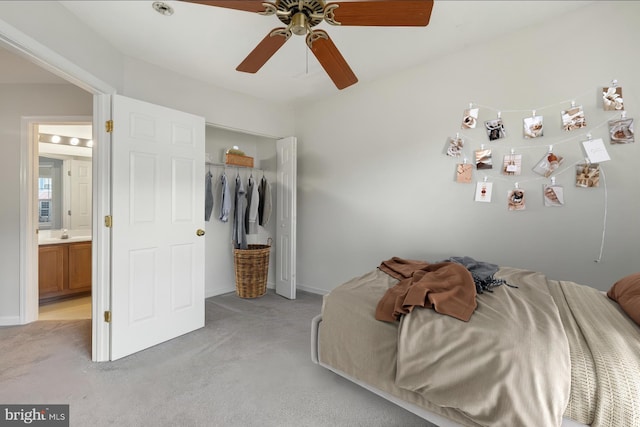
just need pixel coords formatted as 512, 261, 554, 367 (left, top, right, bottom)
245, 175, 260, 235
258, 175, 272, 226
204, 170, 214, 221
218, 172, 230, 223
233, 175, 247, 249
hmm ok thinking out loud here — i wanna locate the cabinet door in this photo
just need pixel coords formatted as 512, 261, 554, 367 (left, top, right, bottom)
39, 245, 67, 297
68, 242, 92, 291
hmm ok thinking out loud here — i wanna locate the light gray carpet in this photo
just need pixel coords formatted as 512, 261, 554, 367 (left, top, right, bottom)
0, 290, 432, 427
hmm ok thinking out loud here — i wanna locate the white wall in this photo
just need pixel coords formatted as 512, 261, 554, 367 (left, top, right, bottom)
0, 1, 124, 92
0, 83, 92, 322
204, 127, 277, 297
122, 57, 295, 139
294, 1, 640, 293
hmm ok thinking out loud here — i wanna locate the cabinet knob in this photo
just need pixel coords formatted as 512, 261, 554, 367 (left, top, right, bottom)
196, 229, 205, 236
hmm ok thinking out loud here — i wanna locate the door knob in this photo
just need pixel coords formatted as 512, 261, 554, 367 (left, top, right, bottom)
196, 229, 205, 236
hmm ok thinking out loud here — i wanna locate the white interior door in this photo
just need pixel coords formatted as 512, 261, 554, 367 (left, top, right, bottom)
110, 94, 205, 360
69, 159, 92, 230
275, 137, 297, 299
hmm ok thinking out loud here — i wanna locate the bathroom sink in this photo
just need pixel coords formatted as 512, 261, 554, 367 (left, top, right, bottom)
38, 230, 92, 245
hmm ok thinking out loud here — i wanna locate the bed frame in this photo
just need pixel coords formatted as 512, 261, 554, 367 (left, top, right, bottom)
311, 314, 587, 427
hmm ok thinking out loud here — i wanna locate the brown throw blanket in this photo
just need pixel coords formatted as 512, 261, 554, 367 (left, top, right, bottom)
375, 257, 477, 322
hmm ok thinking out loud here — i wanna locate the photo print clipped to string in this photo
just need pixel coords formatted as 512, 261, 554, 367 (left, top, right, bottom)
474, 177, 493, 203
523, 110, 543, 139
608, 111, 635, 144
475, 145, 493, 170
507, 183, 526, 212
456, 158, 472, 184
561, 101, 587, 132
602, 80, 624, 111
544, 177, 565, 207
533, 145, 563, 178
445, 133, 464, 157
502, 148, 522, 176
485, 112, 506, 141
582, 134, 611, 164
575, 161, 600, 188
462, 104, 479, 129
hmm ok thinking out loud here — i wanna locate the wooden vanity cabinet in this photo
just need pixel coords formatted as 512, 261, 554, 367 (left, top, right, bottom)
39, 241, 91, 303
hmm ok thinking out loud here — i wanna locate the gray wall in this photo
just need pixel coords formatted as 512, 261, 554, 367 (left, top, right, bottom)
0, 83, 92, 322
294, 1, 640, 293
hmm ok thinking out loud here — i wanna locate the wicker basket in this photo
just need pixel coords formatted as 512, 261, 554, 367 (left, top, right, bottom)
233, 244, 271, 298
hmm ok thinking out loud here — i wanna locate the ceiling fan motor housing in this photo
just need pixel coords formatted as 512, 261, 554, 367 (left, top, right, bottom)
276, 0, 326, 34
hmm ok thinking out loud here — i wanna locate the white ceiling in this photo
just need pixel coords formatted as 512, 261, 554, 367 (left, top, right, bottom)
3, 1, 593, 104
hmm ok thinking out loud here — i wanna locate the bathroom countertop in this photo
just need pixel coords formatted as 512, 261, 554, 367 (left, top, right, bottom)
38, 229, 92, 245
39, 236, 92, 245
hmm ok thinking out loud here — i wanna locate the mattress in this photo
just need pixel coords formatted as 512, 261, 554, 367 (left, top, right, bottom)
312, 266, 640, 427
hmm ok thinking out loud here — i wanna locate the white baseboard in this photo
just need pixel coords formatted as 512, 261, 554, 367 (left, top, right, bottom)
205, 282, 327, 298
296, 283, 328, 295
0, 316, 22, 326
205, 285, 235, 299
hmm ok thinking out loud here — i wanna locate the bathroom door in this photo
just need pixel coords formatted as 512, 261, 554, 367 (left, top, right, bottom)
69, 159, 92, 230
110, 94, 206, 361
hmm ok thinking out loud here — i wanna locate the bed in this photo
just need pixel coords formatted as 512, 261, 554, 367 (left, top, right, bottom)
310, 258, 640, 427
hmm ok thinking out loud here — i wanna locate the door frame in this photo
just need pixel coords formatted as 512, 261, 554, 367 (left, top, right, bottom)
22, 114, 93, 315
2, 19, 115, 361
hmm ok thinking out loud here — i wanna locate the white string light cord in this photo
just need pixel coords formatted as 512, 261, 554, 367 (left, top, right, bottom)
474, 161, 608, 263
455, 85, 622, 263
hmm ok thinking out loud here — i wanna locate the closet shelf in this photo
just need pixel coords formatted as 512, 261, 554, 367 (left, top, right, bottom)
206, 161, 263, 171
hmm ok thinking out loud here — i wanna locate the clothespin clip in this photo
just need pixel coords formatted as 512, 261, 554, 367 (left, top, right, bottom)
514, 182, 520, 189
483, 176, 488, 183
621, 111, 627, 119
497, 111, 502, 119
456, 132, 460, 140
570, 100, 576, 108
548, 145, 553, 153
469, 102, 474, 109
585, 156, 591, 165
611, 79, 618, 87
463, 157, 468, 164
550, 176, 556, 185
480, 143, 485, 150
510, 148, 515, 155
586, 133, 592, 140
532, 110, 537, 118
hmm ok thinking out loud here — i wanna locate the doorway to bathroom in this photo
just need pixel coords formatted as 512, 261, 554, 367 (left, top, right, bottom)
34, 121, 93, 321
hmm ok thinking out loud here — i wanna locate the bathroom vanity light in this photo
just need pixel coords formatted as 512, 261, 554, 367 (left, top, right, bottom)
39, 133, 93, 148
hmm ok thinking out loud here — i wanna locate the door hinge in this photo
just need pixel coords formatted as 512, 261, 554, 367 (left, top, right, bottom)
68, 170, 71, 176
104, 215, 113, 228
104, 311, 111, 323
68, 210, 72, 216
105, 120, 113, 133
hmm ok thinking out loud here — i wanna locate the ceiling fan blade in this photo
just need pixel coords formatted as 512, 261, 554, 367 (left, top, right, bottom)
325, 0, 434, 26
179, 1, 274, 13
236, 28, 291, 73
307, 30, 358, 90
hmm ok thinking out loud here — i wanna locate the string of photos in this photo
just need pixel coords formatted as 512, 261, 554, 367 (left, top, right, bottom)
445, 80, 634, 262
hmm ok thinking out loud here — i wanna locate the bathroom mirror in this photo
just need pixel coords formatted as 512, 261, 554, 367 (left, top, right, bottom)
38, 125, 93, 231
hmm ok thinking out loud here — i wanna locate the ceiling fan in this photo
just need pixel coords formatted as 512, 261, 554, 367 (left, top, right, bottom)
180, 0, 434, 90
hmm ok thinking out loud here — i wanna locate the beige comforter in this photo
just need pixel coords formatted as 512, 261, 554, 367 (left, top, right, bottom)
318, 266, 640, 427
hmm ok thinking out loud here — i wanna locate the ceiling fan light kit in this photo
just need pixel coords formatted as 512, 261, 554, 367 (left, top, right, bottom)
181, 0, 434, 90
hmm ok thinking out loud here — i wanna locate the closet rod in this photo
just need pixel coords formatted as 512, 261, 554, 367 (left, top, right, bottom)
205, 161, 263, 172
